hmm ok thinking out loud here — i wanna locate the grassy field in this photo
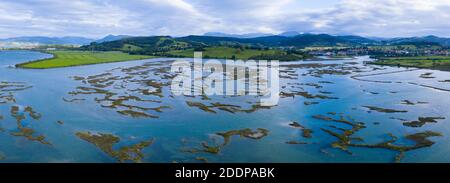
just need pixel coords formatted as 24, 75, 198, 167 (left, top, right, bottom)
373, 56, 450, 71
17, 51, 155, 69
167, 46, 285, 60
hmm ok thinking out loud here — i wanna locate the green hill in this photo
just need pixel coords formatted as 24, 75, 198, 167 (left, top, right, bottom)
79, 34, 373, 60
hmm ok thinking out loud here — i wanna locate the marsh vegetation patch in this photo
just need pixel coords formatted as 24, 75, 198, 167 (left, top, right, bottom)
76, 131, 154, 163
67, 62, 174, 119
313, 113, 443, 162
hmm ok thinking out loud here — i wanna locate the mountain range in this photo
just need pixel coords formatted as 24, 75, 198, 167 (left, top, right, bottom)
385, 35, 450, 46
0, 35, 131, 47
93, 35, 133, 43
202, 31, 303, 38
203, 32, 274, 39
2, 32, 450, 48
0, 36, 94, 46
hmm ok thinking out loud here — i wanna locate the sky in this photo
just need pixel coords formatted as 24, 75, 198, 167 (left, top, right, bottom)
1, 0, 450, 38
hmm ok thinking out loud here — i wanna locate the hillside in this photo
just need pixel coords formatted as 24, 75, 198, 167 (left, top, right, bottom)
77, 34, 382, 60
82, 33, 378, 52
385, 36, 450, 47
94, 35, 132, 43
78, 34, 450, 61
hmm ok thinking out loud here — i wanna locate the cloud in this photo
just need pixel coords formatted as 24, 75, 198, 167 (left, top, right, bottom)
0, 0, 138, 38
1, 0, 450, 38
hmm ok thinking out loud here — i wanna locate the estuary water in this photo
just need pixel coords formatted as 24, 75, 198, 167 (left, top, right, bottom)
0, 50, 449, 163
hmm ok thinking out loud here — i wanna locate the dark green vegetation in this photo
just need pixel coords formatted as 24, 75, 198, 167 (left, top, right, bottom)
81, 35, 381, 61
81, 36, 314, 61
373, 56, 450, 71
10, 106, 51, 146
17, 51, 155, 69
76, 131, 153, 163
288, 121, 313, 138
402, 117, 446, 128
354, 131, 443, 163
385, 35, 450, 47
400, 100, 428, 105
363, 106, 408, 113
182, 128, 269, 155
185, 101, 273, 114
67, 62, 173, 119
82, 34, 374, 53
286, 121, 313, 145
313, 113, 443, 162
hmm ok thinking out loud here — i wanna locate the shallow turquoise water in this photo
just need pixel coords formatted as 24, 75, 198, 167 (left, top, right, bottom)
0, 50, 449, 163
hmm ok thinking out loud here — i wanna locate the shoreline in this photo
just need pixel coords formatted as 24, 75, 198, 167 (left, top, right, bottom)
11, 49, 450, 72
14, 50, 56, 69
370, 61, 450, 72
12, 50, 311, 69
14, 50, 156, 69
